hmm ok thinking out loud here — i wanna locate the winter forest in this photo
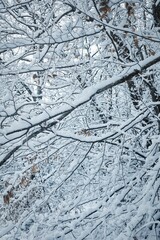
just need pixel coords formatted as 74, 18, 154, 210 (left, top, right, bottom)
0, 0, 160, 239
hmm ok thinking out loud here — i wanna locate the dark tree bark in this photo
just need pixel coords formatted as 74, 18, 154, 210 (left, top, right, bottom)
152, 0, 160, 27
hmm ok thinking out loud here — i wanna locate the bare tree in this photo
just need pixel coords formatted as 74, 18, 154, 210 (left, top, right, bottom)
0, 1, 160, 239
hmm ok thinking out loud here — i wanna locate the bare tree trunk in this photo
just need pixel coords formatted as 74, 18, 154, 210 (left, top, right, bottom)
152, 0, 160, 27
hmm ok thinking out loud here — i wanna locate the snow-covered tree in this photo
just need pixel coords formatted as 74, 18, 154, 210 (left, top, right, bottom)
0, 1, 160, 239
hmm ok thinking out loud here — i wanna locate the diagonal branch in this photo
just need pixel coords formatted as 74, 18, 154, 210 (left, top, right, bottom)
1, 53, 160, 167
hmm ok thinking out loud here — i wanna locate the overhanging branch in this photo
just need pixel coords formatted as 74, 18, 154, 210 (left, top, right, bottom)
1, 53, 160, 167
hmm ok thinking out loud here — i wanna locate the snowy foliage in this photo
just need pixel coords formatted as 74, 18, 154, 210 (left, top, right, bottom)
0, 0, 160, 239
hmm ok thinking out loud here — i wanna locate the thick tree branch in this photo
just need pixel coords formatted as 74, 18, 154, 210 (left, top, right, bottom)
0, 54, 160, 167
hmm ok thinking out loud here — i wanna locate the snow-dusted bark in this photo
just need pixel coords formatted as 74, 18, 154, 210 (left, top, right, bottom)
0, 1, 160, 239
